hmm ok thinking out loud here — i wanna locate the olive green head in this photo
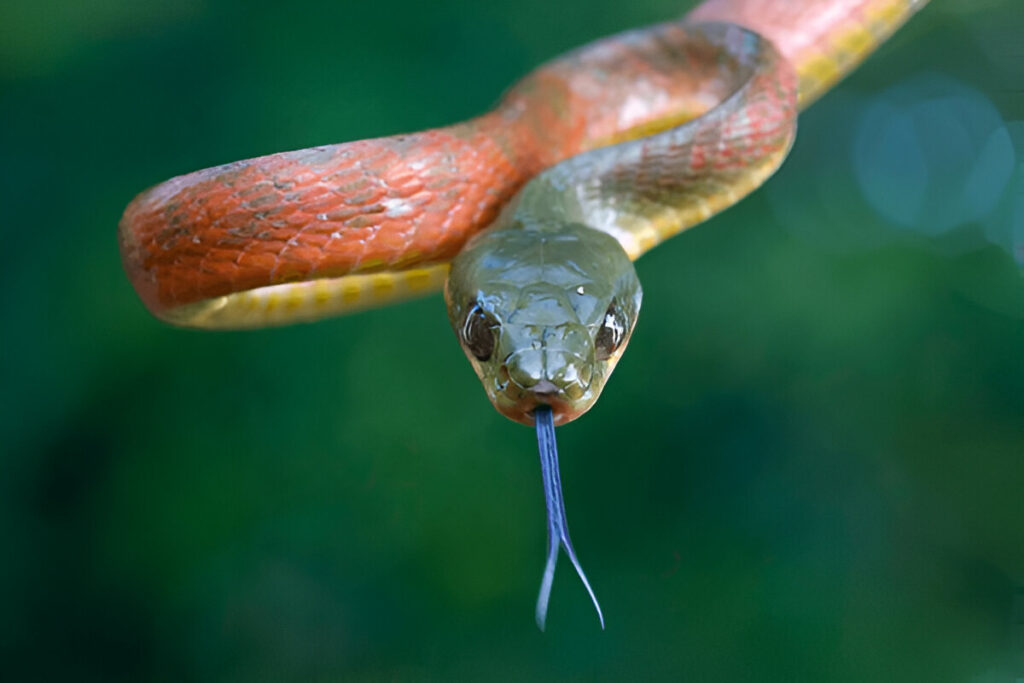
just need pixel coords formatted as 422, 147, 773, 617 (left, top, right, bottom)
445, 221, 641, 426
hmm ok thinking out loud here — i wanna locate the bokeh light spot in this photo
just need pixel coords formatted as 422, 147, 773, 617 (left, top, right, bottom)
854, 74, 1014, 235
982, 121, 1024, 266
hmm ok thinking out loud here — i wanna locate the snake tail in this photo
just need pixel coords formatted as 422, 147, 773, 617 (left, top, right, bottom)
534, 405, 604, 630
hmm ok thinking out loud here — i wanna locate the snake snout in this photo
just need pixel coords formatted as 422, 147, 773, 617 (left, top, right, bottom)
532, 379, 560, 395
504, 349, 592, 401
493, 347, 598, 426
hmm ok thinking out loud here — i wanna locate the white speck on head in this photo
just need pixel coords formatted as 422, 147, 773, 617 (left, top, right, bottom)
383, 197, 414, 217
576, 286, 585, 295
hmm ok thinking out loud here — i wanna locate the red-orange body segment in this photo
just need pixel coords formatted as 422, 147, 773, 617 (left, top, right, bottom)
119, 28, 742, 315
119, 0, 927, 320
121, 121, 530, 312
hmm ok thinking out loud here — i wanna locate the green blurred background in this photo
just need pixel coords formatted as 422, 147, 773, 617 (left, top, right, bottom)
3, 0, 1024, 680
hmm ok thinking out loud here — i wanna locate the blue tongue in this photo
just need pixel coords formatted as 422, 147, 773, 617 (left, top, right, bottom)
533, 404, 605, 631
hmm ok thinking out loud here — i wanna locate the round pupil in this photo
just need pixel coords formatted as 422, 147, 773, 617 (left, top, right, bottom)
462, 306, 495, 361
594, 304, 625, 361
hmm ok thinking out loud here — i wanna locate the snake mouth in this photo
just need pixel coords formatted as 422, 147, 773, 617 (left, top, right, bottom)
491, 386, 591, 426
486, 363, 596, 426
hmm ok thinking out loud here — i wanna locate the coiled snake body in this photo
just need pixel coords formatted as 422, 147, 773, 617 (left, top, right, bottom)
119, 0, 930, 627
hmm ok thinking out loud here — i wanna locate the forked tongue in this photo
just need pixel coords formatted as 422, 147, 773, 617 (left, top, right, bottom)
533, 404, 605, 631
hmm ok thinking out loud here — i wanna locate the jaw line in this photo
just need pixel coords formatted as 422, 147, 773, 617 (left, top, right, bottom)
489, 385, 596, 426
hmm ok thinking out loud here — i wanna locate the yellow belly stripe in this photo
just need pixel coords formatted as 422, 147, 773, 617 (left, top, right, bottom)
160, 265, 451, 329
797, 0, 924, 107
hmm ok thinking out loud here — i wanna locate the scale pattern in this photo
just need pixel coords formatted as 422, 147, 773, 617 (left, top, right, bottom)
689, 0, 929, 106
511, 23, 797, 260
118, 0, 928, 328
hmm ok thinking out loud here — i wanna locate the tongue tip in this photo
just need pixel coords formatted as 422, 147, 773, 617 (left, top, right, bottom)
533, 405, 605, 631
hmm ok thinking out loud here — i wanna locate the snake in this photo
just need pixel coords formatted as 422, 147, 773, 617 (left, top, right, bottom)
119, 0, 930, 629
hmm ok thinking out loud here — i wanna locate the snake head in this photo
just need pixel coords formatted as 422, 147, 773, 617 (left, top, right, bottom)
445, 221, 641, 426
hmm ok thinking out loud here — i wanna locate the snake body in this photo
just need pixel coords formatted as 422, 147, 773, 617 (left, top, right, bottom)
120, 0, 926, 333
119, 0, 930, 628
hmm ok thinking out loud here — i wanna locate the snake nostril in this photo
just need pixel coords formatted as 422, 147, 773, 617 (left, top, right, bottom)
564, 382, 585, 401
505, 351, 545, 390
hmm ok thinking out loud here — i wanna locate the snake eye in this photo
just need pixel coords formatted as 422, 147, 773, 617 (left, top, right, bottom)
461, 304, 497, 361
594, 303, 626, 361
